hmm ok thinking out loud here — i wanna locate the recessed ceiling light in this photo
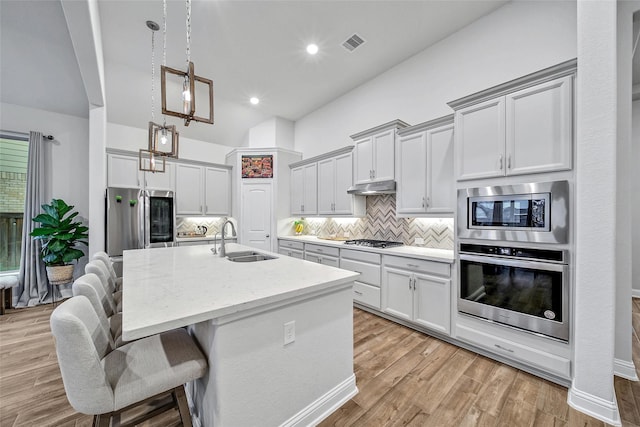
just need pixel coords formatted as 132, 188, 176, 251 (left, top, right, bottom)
250, 97, 260, 105
306, 44, 319, 55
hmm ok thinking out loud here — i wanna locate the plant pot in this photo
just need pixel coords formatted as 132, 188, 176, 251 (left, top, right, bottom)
46, 265, 74, 285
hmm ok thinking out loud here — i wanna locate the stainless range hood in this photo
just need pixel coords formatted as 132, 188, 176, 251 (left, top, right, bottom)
347, 180, 396, 195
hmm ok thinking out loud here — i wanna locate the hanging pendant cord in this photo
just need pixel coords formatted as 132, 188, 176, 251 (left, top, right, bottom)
185, 0, 191, 66
163, 0, 167, 67
151, 29, 155, 122
162, 0, 167, 125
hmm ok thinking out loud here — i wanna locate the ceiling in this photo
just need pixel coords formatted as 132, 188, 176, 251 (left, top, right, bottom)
13, 1, 640, 147
1, 0, 513, 146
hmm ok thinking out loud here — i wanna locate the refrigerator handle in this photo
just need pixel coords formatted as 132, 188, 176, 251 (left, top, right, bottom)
139, 190, 147, 249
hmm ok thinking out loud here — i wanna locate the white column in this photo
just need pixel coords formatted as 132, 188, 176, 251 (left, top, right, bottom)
569, 0, 620, 424
89, 106, 106, 256
614, 0, 640, 382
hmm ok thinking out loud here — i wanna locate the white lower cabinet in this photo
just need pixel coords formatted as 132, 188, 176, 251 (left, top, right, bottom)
381, 255, 451, 335
340, 249, 381, 309
455, 320, 571, 380
304, 243, 339, 268
278, 239, 305, 259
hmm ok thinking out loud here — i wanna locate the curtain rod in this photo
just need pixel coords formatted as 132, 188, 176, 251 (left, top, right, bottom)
0, 130, 54, 141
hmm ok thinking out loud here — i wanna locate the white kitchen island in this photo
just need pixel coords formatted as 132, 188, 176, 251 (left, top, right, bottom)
122, 243, 359, 427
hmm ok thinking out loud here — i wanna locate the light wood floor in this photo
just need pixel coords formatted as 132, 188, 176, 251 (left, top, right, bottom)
1, 303, 639, 426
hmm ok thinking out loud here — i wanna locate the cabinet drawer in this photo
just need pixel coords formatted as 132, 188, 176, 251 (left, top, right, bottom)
383, 255, 450, 277
341, 248, 381, 264
340, 258, 381, 287
353, 282, 380, 309
278, 239, 304, 251
305, 253, 340, 268
456, 324, 570, 379
278, 248, 304, 259
305, 243, 340, 258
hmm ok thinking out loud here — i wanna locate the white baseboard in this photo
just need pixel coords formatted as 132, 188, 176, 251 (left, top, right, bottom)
614, 358, 639, 381
281, 374, 358, 427
567, 385, 621, 426
632, 289, 640, 299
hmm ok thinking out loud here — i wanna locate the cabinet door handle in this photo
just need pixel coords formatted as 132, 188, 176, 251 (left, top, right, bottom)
499, 155, 503, 170
301, 204, 304, 212
407, 263, 420, 268
372, 170, 376, 178
266, 234, 270, 238
409, 278, 412, 290
317, 248, 323, 252
494, 344, 514, 353
422, 197, 425, 208
507, 155, 512, 169
354, 290, 363, 296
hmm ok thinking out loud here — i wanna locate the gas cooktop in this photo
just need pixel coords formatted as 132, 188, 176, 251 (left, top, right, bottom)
343, 239, 404, 248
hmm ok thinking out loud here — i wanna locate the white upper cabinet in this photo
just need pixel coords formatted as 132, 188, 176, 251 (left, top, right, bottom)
396, 115, 454, 216
448, 60, 575, 181
107, 153, 142, 189
175, 164, 204, 215
290, 163, 317, 216
175, 163, 231, 216
317, 151, 365, 216
317, 158, 335, 215
107, 152, 174, 191
291, 147, 364, 217
454, 98, 505, 181
505, 76, 573, 176
351, 120, 409, 185
204, 167, 230, 216
144, 162, 175, 191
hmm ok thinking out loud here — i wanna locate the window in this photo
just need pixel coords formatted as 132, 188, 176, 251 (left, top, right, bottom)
0, 132, 29, 272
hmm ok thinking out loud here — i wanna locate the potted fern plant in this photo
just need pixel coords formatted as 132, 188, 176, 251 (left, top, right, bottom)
30, 199, 89, 285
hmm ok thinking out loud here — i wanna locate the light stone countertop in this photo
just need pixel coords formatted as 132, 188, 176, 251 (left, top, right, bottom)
122, 243, 359, 341
278, 235, 454, 263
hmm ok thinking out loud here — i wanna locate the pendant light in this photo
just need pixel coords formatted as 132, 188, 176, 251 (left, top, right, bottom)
140, 20, 167, 173
161, 0, 214, 126
141, 1, 179, 172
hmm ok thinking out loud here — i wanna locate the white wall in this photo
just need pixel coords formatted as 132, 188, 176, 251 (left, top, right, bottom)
247, 117, 295, 150
0, 102, 90, 218
633, 100, 640, 295
107, 122, 231, 164
294, 1, 577, 158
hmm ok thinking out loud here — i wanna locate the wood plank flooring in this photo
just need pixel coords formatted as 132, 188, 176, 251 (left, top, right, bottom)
0, 302, 637, 426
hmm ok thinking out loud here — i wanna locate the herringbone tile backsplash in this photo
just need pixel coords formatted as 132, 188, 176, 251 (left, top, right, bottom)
178, 195, 454, 250
301, 194, 454, 250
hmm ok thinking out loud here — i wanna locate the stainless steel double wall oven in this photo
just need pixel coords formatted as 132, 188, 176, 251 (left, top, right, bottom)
457, 180, 571, 341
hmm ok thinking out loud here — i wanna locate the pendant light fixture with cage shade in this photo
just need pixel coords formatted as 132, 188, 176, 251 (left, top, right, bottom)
140, 1, 179, 172
161, 0, 214, 126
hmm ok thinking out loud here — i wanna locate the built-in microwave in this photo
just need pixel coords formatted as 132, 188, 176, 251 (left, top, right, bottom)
457, 181, 570, 244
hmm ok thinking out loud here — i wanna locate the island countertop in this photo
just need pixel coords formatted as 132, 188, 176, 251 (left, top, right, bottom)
122, 243, 360, 341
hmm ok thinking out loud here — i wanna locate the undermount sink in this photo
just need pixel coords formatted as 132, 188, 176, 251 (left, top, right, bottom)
226, 251, 277, 262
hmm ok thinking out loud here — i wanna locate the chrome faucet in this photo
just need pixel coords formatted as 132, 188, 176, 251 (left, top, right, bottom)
219, 219, 236, 257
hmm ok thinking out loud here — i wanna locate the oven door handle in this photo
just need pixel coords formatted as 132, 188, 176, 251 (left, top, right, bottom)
459, 253, 566, 272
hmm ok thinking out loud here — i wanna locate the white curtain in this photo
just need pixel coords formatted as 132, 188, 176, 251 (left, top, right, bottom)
16, 131, 51, 306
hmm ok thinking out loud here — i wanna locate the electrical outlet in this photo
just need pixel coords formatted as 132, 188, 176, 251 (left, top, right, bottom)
284, 321, 295, 345
414, 237, 425, 245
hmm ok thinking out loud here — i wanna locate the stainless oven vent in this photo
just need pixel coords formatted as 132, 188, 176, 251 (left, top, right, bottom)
342, 34, 365, 52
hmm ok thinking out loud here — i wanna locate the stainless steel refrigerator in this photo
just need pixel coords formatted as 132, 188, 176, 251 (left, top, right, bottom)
105, 187, 175, 257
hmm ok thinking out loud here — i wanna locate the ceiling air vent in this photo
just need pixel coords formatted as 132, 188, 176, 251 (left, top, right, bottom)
342, 34, 365, 52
